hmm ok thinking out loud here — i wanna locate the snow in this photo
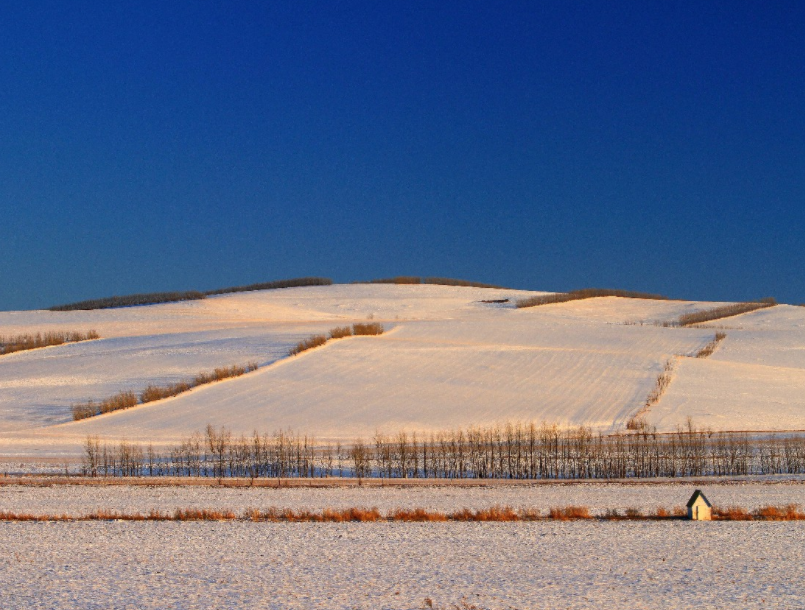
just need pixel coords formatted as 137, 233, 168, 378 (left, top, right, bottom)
1, 285, 804, 458
650, 305, 805, 431
3, 480, 805, 609
1, 520, 803, 609
2, 479, 805, 516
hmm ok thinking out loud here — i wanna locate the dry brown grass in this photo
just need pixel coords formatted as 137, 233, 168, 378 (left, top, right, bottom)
390, 508, 450, 522
451, 506, 526, 522
192, 363, 257, 385
752, 504, 805, 520
4, 504, 802, 522
246, 507, 384, 522
627, 359, 675, 430
72, 390, 138, 420
548, 505, 591, 520
0, 330, 99, 355
694, 332, 727, 358
290, 323, 384, 356
601, 507, 687, 520
645, 359, 674, 406
140, 382, 193, 404
173, 508, 237, 521
329, 326, 353, 339
289, 334, 328, 356
100, 391, 138, 414
714, 506, 753, 521
324, 507, 384, 522
352, 322, 384, 336
710, 505, 805, 521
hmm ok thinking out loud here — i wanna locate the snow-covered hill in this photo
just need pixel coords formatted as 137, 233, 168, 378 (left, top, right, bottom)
1, 284, 804, 457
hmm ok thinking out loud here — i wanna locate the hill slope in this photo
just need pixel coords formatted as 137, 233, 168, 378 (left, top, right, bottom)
1, 284, 804, 457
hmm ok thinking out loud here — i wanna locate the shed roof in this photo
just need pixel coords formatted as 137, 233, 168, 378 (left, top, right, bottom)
686, 490, 712, 508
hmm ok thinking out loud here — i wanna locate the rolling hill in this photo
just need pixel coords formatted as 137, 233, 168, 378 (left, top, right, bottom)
1, 283, 804, 458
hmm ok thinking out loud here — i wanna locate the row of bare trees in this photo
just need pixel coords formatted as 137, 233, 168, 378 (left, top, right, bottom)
81, 421, 805, 480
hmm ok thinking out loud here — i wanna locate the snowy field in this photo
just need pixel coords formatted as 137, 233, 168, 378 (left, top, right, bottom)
652, 305, 805, 432
4, 481, 805, 609
2, 520, 803, 609
2, 284, 805, 458
3, 479, 805, 516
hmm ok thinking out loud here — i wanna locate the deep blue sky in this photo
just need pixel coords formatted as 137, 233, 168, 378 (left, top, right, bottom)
2, 1, 804, 310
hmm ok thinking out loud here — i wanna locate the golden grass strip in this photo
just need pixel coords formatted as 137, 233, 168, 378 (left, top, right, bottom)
71, 362, 259, 421
0, 330, 99, 355
289, 323, 384, 356
2, 504, 803, 522
694, 332, 727, 358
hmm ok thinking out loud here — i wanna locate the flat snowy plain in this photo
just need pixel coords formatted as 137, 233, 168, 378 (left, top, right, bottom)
2, 480, 805, 610
3, 520, 803, 610
3, 479, 805, 515
3, 284, 805, 459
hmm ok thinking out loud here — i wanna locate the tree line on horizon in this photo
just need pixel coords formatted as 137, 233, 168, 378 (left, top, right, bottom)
48, 277, 333, 311
44, 274, 794, 314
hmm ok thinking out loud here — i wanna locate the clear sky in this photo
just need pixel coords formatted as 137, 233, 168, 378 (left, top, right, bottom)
2, 1, 804, 311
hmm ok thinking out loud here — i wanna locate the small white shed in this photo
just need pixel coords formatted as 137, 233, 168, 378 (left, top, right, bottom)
687, 490, 712, 521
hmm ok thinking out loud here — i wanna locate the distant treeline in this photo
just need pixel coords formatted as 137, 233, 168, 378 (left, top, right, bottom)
356, 276, 503, 289
48, 277, 332, 311
80, 420, 805, 480
676, 299, 777, 326
0, 330, 99, 355
516, 288, 669, 309
49, 291, 206, 311
204, 277, 332, 296
516, 291, 780, 326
